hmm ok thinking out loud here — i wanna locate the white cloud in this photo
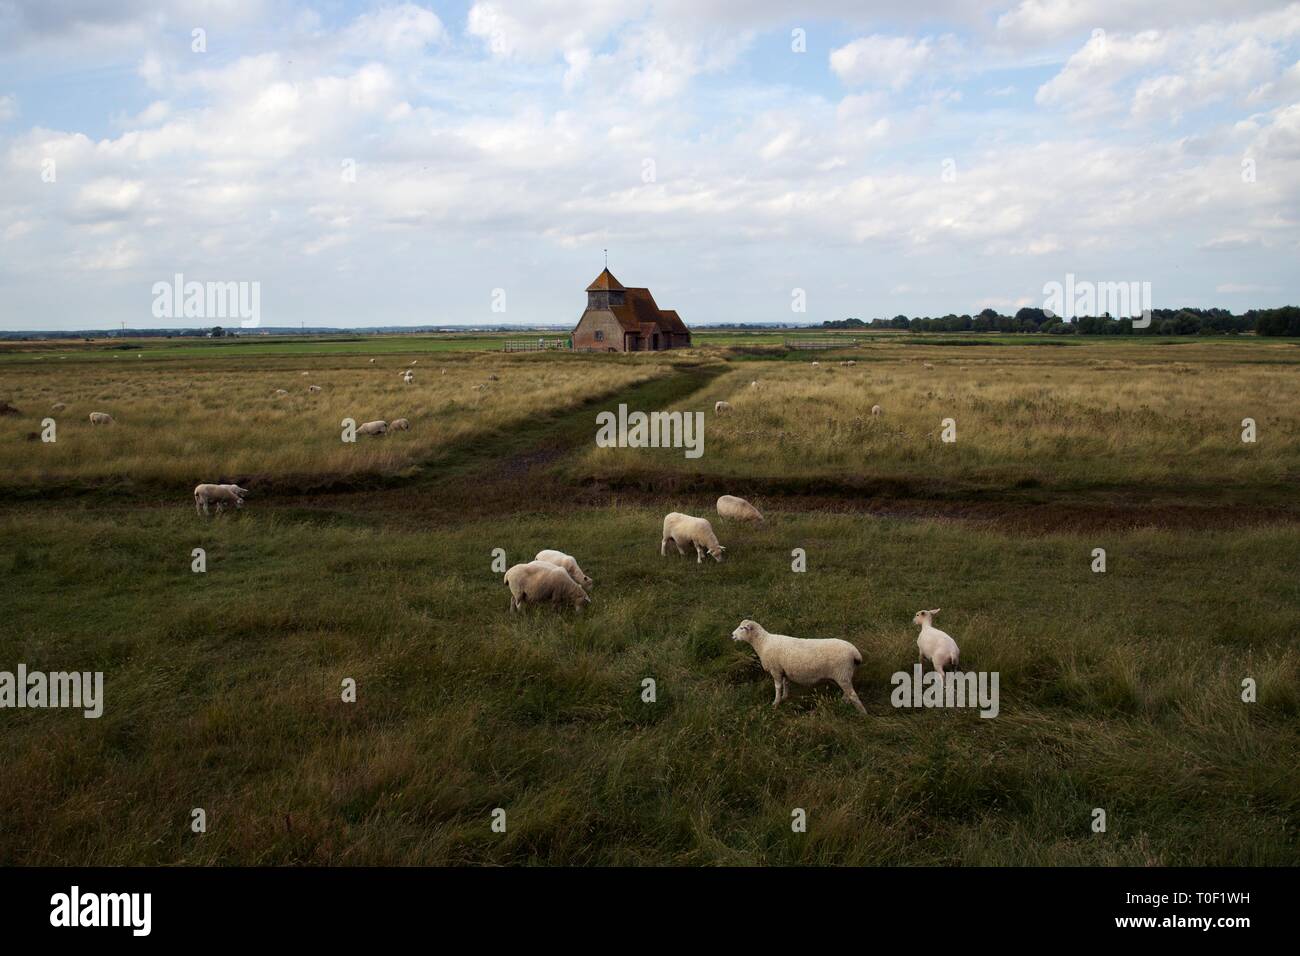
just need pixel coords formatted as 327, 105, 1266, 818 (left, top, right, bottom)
830, 35, 946, 90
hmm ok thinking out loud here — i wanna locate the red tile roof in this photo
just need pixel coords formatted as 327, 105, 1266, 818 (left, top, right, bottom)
586, 268, 625, 292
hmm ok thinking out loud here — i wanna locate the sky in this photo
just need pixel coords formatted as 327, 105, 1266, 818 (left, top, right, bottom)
1, 0, 1298, 330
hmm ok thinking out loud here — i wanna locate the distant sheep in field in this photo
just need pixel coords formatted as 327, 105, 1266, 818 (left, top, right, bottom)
89, 412, 114, 425
357, 420, 388, 436
661, 512, 726, 563
811, 361, 820, 367
402, 371, 415, 384
731, 619, 865, 715
923, 362, 935, 370
389, 418, 410, 431
308, 385, 322, 394
840, 360, 856, 366
535, 549, 593, 588
193, 482, 248, 516
488, 374, 499, 381
871, 404, 882, 416
410, 360, 418, 366
749, 380, 761, 389
715, 401, 732, 414
472, 383, 487, 391
504, 561, 590, 611
441, 368, 446, 375
300, 372, 309, 376
717, 494, 763, 523
913, 608, 960, 676
51, 402, 66, 412
274, 389, 288, 397
369, 358, 376, 364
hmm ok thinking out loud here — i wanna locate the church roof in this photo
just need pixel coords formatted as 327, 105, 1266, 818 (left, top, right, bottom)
586, 268, 625, 292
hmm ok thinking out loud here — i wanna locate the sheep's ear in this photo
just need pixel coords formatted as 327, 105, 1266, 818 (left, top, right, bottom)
930, 608, 941, 615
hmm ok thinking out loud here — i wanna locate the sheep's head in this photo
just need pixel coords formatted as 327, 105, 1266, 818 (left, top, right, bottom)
708, 543, 726, 562
731, 619, 759, 643
579, 573, 594, 588
912, 608, 941, 626
575, 592, 592, 610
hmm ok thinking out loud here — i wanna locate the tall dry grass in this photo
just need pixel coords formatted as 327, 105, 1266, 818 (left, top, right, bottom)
578, 341, 1300, 495
0, 353, 668, 487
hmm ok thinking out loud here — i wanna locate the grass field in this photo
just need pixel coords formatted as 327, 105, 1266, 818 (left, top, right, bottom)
0, 333, 1297, 865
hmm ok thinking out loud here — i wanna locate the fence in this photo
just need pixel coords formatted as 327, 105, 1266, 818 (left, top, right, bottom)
783, 338, 859, 350
503, 339, 571, 352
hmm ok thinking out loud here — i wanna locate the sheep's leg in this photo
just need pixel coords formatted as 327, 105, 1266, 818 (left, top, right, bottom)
195, 498, 203, 517
772, 674, 784, 708
838, 680, 867, 716
780, 676, 790, 703
675, 538, 687, 556
660, 537, 668, 557
695, 543, 704, 563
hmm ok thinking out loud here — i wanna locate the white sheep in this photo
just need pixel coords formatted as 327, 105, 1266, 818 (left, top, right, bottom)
300, 372, 309, 376
716, 494, 763, 523
402, 371, 415, 384
840, 360, 856, 366
504, 561, 591, 611
661, 512, 726, 563
410, 360, 418, 366
534, 549, 593, 588
308, 385, 322, 394
923, 362, 935, 370
193, 482, 248, 516
368, 358, 376, 364
871, 404, 882, 416
731, 619, 866, 715
89, 412, 114, 425
715, 401, 733, 414
811, 361, 820, 367
389, 418, 410, 431
357, 420, 388, 436
749, 380, 761, 389
274, 389, 288, 397
913, 608, 960, 675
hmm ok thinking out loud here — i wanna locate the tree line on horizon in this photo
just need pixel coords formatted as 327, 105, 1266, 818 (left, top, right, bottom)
822, 305, 1300, 336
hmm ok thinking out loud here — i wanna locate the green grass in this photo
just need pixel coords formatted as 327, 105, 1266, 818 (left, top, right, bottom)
1, 506, 1295, 865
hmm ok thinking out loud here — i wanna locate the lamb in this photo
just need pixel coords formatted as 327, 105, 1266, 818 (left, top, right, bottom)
913, 608, 960, 676
504, 561, 591, 611
661, 512, 726, 563
716, 494, 763, 523
389, 418, 410, 431
308, 385, 322, 393
88, 412, 114, 425
731, 619, 865, 715
714, 401, 733, 414
357, 420, 388, 436
871, 404, 882, 416
534, 549, 593, 588
193, 483, 248, 516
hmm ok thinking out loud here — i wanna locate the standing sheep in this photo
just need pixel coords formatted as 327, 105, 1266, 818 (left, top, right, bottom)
389, 418, 411, 431
193, 483, 248, 516
89, 412, 114, 425
308, 385, 322, 394
716, 494, 763, 523
871, 404, 882, 416
731, 619, 866, 715
661, 512, 726, 563
534, 549, 593, 588
402, 371, 415, 384
913, 609, 960, 675
504, 561, 591, 611
715, 401, 733, 414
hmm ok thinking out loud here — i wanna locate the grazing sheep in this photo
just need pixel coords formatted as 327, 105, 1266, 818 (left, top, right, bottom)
51, 402, 66, 412
661, 512, 726, 563
193, 482, 248, 516
715, 401, 733, 414
300, 372, 309, 376
504, 561, 591, 611
410, 360, 418, 366
840, 360, 856, 366
913, 608, 960, 675
308, 385, 322, 394
731, 619, 865, 715
402, 371, 415, 384
488, 374, 499, 381
389, 418, 410, 431
811, 361, 820, 367
274, 389, 288, 397
534, 549, 593, 588
88, 412, 114, 425
357, 420, 388, 436
717, 494, 763, 523
749, 380, 761, 389
368, 358, 376, 364
871, 404, 882, 416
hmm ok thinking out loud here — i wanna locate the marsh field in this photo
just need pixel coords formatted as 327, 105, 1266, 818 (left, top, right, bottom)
0, 333, 1297, 865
